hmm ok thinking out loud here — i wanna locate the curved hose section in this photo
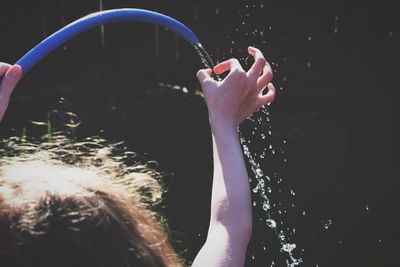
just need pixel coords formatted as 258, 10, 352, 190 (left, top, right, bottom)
16, 8, 199, 75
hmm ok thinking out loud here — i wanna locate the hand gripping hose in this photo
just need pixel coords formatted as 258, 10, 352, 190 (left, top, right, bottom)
15, 8, 200, 75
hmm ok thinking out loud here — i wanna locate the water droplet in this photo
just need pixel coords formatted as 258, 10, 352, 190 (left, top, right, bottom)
334, 16, 339, 34
263, 200, 270, 211
266, 219, 277, 228
365, 205, 369, 210
282, 243, 296, 253
255, 168, 263, 177
290, 189, 296, 196
322, 219, 332, 229
261, 133, 266, 139
278, 231, 285, 241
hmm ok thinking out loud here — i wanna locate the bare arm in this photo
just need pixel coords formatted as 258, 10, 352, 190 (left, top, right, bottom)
0, 63, 22, 121
192, 47, 275, 267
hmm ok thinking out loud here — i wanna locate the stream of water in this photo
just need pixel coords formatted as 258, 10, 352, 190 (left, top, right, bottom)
193, 42, 302, 266
193, 43, 220, 81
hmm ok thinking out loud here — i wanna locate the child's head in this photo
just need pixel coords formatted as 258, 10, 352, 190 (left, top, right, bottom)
0, 136, 182, 267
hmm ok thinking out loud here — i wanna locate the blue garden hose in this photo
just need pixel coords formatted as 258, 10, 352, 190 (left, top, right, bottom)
15, 8, 200, 75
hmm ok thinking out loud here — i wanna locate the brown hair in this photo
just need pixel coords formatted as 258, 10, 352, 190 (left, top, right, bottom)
0, 136, 183, 267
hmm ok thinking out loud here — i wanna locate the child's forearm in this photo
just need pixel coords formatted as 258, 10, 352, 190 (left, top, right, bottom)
193, 47, 273, 266
208, 118, 252, 240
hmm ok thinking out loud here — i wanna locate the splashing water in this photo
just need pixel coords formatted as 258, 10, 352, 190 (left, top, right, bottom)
266, 218, 277, 228
192, 8, 303, 264
322, 219, 333, 230
192, 44, 303, 267
240, 119, 303, 266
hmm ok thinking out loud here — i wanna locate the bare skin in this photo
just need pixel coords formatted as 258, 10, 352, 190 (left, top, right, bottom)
0, 63, 22, 121
193, 46, 275, 267
0, 46, 275, 267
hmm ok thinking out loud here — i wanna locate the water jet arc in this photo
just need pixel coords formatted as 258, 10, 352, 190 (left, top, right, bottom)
16, 8, 200, 75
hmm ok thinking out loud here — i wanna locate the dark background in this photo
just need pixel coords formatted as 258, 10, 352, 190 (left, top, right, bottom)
0, 0, 399, 266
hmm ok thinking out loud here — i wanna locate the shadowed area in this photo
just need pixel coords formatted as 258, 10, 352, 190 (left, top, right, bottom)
0, 0, 398, 266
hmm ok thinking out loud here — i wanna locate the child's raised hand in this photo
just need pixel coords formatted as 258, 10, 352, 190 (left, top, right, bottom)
0, 63, 22, 121
197, 46, 275, 127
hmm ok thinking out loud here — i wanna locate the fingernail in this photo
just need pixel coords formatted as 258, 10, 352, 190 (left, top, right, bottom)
9, 70, 21, 80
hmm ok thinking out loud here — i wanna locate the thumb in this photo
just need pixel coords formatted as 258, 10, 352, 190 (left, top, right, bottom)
0, 65, 22, 96
196, 68, 213, 84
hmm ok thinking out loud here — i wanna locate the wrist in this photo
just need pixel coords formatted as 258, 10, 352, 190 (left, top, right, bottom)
209, 116, 239, 139
210, 117, 237, 132
209, 113, 238, 130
